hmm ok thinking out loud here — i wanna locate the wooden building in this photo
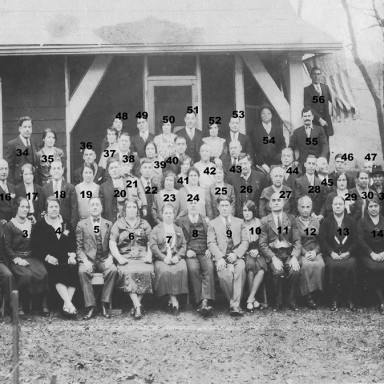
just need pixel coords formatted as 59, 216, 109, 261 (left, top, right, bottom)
0, 0, 341, 179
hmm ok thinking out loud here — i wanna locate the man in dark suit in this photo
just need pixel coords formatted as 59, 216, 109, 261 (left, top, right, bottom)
76, 197, 118, 320
175, 200, 215, 316
163, 136, 188, 175
0, 159, 16, 224
225, 116, 253, 156
294, 155, 326, 218
130, 117, 155, 159
40, 160, 78, 229
73, 148, 105, 185
251, 105, 286, 173
221, 141, 242, 176
207, 196, 248, 316
259, 192, 301, 311
4, 116, 37, 185
304, 66, 334, 139
176, 111, 203, 163
289, 107, 329, 164
371, 165, 384, 207
229, 154, 268, 218
0, 221, 14, 312
328, 153, 356, 190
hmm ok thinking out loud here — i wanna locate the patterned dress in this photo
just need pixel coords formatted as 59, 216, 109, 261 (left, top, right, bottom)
243, 218, 267, 273
111, 217, 154, 294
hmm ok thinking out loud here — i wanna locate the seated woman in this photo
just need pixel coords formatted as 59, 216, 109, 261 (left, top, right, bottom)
15, 164, 43, 224
319, 195, 358, 311
295, 196, 325, 309
154, 120, 177, 159
99, 127, 119, 170
149, 203, 188, 315
4, 197, 49, 316
242, 200, 266, 313
141, 141, 164, 186
152, 171, 186, 224
110, 199, 154, 319
36, 128, 66, 185
202, 122, 227, 161
358, 197, 384, 313
31, 197, 78, 317
178, 167, 207, 217
176, 155, 192, 190
323, 172, 362, 218
193, 144, 217, 191
75, 164, 100, 220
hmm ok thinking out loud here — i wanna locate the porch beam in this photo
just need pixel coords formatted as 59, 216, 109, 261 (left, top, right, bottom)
196, 55, 203, 131
66, 55, 113, 133
143, 55, 150, 131
241, 53, 292, 131
234, 55, 246, 134
288, 53, 304, 130
0, 78, 3, 158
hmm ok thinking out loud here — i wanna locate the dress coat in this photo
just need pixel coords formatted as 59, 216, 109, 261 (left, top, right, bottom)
294, 174, 326, 215
99, 179, 121, 224
304, 82, 334, 137
0, 182, 16, 222
130, 133, 155, 159
175, 213, 209, 247
15, 182, 43, 220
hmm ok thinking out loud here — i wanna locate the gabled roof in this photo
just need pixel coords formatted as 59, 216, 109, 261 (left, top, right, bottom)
0, 0, 341, 55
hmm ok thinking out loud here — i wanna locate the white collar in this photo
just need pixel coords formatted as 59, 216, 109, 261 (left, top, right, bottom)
19, 134, 29, 146
188, 214, 199, 223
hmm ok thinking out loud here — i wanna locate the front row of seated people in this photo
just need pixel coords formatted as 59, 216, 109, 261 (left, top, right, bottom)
2, 188, 384, 320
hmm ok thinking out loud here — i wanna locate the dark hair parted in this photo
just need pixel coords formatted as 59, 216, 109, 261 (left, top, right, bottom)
161, 171, 177, 190
18, 116, 32, 127
45, 196, 61, 211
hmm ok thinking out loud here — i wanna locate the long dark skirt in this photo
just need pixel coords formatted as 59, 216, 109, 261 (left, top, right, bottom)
154, 259, 188, 297
10, 257, 49, 295
300, 255, 325, 296
45, 262, 79, 287
360, 254, 384, 291
325, 255, 357, 287
117, 260, 155, 294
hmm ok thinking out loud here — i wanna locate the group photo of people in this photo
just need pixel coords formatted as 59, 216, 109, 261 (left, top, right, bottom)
1, 65, 383, 323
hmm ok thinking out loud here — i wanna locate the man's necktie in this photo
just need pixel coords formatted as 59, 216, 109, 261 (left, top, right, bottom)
26, 139, 30, 147
306, 127, 311, 138
277, 215, 283, 241
95, 222, 103, 263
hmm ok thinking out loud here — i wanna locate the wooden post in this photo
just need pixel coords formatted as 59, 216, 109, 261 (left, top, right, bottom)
234, 55, 246, 134
64, 57, 71, 182
196, 55, 203, 132
12, 290, 19, 384
143, 56, 150, 132
288, 53, 304, 131
0, 77, 3, 158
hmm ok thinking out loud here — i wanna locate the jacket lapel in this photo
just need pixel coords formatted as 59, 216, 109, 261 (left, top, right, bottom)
85, 217, 97, 243
268, 214, 279, 235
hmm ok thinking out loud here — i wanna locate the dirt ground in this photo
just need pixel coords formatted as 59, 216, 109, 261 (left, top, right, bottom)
1, 303, 384, 384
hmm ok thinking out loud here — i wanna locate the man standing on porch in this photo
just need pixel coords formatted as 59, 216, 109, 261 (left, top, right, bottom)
100, 117, 125, 154
176, 111, 203, 163
130, 117, 155, 159
4, 116, 37, 186
225, 116, 253, 156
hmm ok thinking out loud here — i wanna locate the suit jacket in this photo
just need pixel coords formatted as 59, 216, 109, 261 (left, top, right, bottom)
225, 132, 253, 156
149, 223, 186, 261
130, 133, 155, 159
259, 213, 301, 262
4, 136, 37, 185
15, 182, 43, 219
294, 174, 326, 215
289, 125, 329, 164
138, 176, 158, 226
76, 217, 112, 263
207, 215, 249, 261
40, 180, 78, 229
73, 163, 105, 186
251, 123, 286, 166
205, 182, 236, 220
259, 185, 294, 218
0, 182, 16, 222
99, 179, 120, 224
229, 170, 268, 217
176, 128, 203, 163
175, 214, 209, 247
304, 83, 334, 136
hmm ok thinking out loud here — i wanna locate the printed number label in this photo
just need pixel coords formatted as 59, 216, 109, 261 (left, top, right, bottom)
177, 177, 188, 185
80, 142, 92, 150
163, 116, 175, 123
229, 166, 242, 173
308, 186, 320, 194
16, 149, 29, 156
115, 112, 128, 120
286, 167, 299, 175
279, 191, 291, 198
345, 193, 357, 201
312, 96, 325, 103
192, 230, 198, 238
262, 137, 275, 144
306, 138, 318, 145
26, 192, 38, 200
166, 236, 172, 243
232, 110, 245, 118
337, 228, 349, 236
187, 194, 199, 202
249, 227, 261, 235
94, 226, 100, 233
187, 106, 198, 114
240, 186, 252, 194
208, 117, 221, 124
41, 155, 54, 163
341, 153, 354, 161
103, 150, 116, 158
80, 191, 92, 198
203, 167, 216, 175
114, 190, 127, 198
22, 230, 28, 238
163, 194, 176, 202
126, 180, 138, 188
226, 230, 232, 238
277, 226, 288, 234
364, 153, 377, 161
304, 228, 317, 236
145, 186, 158, 194
371, 229, 383, 238
122, 155, 135, 163
321, 179, 334, 186
0, 193, 11, 201
54, 191, 66, 199
361, 191, 374, 199
128, 233, 134, 240
215, 187, 227, 195
136, 112, 148, 119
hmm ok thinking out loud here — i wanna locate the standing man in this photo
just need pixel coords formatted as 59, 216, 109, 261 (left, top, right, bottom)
40, 160, 78, 229
73, 148, 105, 185
221, 141, 242, 175
100, 117, 125, 154
207, 196, 248, 316
225, 116, 253, 156
271, 148, 302, 190
76, 197, 118, 320
177, 111, 203, 163
4, 116, 37, 185
289, 107, 329, 165
304, 66, 334, 140
175, 200, 215, 316
164, 136, 188, 175
0, 160, 16, 224
130, 117, 155, 159
259, 193, 301, 311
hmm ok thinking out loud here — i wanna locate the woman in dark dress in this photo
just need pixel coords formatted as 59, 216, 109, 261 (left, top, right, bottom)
110, 199, 154, 320
4, 197, 49, 316
149, 203, 188, 315
295, 196, 324, 309
242, 200, 266, 313
358, 197, 384, 314
31, 196, 78, 317
15, 164, 43, 224
319, 195, 358, 311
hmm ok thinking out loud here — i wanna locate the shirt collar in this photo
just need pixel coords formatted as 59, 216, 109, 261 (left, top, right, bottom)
19, 134, 28, 146
221, 215, 231, 225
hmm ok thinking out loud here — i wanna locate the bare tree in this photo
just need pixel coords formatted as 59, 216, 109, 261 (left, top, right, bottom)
341, 0, 384, 152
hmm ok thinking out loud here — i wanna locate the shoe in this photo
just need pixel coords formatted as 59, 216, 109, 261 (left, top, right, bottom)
229, 307, 244, 317
83, 306, 95, 320
171, 306, 180, 316
246, 302, 254, 313
272, 304, 282, 312
306, 296, 317, 309
289, 304, 299, 312
199, 299, 213, 317
330, 301, 338, 312
41, 307, 50, 317
18, 308, 25, 317
130, 307, 135, 316
134, 306, 142, 320
378, 304, 384, 314
102, 303, 111, 319
348, 302, 357, 312
62, 306, 73, 319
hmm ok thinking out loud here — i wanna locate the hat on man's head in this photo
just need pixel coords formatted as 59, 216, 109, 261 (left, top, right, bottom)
371, 164, 384, 176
